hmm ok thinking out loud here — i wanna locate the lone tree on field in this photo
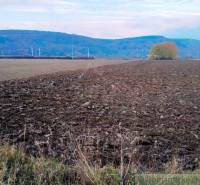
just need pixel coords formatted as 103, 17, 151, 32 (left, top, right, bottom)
149, 42, 178, 60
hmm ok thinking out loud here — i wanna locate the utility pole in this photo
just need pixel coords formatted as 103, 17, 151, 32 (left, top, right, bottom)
198, 47, 200, 59
72, 46, 74, 60
87, 47, 90, 59
31, 47, 34, 57
38, 48, 41, 57
71, 36, 74, 60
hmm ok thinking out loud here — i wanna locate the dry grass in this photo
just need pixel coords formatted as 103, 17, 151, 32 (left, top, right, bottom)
1, 145, 200, 185
76, 143, 121, 185
0, 145, 121, 185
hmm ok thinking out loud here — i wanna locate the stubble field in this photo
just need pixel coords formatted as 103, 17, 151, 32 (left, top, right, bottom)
0, 59, 126, 81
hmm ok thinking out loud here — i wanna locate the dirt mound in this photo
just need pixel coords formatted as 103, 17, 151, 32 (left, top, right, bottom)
1, 61, 200, 171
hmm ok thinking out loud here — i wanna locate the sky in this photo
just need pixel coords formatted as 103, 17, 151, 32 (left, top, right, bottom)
0, 0, 200, 39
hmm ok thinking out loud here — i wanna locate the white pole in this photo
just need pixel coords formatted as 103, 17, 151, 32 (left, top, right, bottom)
31, 47, 34, 56
72, 46, 74, 59
38, 48, 41, 57
71, 37, 74, 60
88, 47, 90, 58
136, 48, 138, 58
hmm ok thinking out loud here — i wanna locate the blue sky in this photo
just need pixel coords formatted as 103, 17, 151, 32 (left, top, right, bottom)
0, 0, 200, 39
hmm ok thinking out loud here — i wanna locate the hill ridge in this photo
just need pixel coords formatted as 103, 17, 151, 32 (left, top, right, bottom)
0, 30, 200, 58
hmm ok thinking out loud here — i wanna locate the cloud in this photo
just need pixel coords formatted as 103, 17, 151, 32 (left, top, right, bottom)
0, 0, 199, 39
0, 0, 80, 13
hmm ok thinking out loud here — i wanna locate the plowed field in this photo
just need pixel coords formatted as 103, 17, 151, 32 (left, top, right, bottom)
1, 60, 200, 171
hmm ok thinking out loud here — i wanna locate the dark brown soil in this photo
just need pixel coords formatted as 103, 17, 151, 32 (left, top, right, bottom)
0, 60, 200, 172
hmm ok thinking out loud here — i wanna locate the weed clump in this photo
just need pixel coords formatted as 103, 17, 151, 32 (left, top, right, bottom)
1, 145, 200, 185
0, 145, 121, 185
0, 145, 75, 185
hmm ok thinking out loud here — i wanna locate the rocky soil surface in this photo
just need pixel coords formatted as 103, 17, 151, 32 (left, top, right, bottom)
0, 60, 200, 171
